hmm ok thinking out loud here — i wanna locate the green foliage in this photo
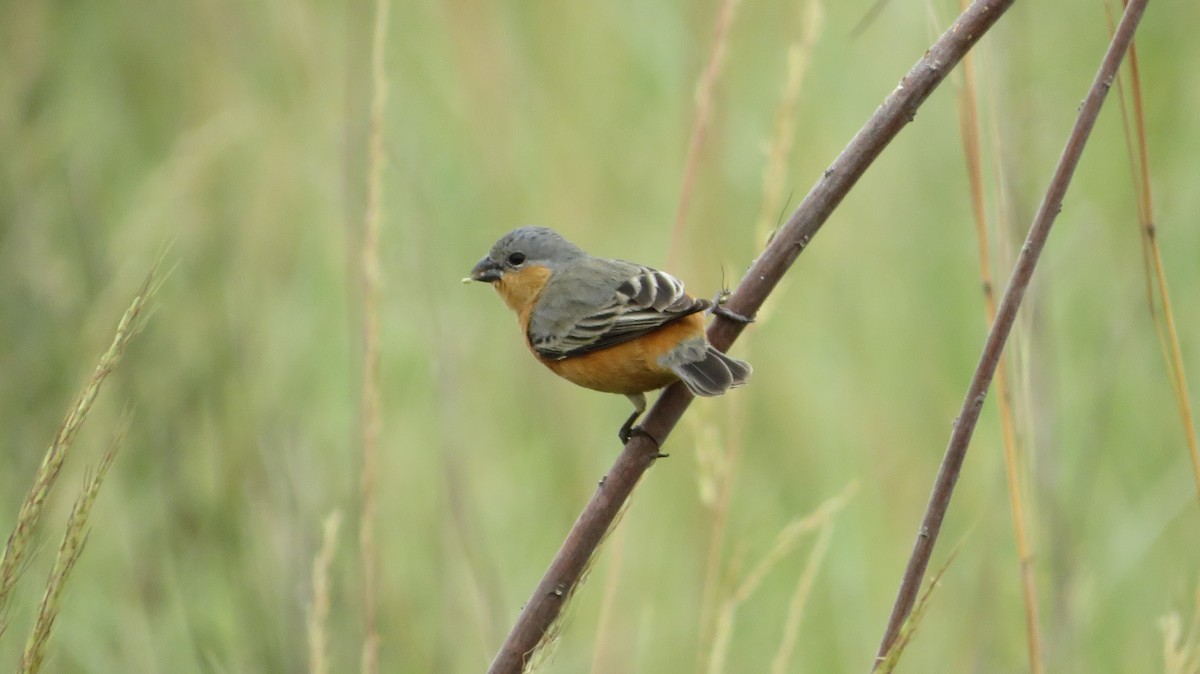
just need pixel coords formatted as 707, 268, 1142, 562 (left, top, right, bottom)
1, 0, 1198, 671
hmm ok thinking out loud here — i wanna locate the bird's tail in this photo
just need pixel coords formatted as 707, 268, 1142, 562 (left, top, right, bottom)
666, 342, 752, 397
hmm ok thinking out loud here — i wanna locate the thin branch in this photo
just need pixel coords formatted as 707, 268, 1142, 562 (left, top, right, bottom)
486, 1, 1015, 671
874, 0, 1150, 663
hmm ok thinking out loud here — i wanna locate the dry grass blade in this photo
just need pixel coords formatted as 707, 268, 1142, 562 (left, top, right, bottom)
0, 261, 160, 635
359, 0, 390, 671
588, 518, 629, 674
665, 0, 742, 271
1104, 4, 1157, 317
755, 0, 824, 250
952, 7, 1043, 671
691, 406, 743, 674
875, 542, 963, 674
20, 419, 126, 674
308, 511, 343, 674
770, 521, 834, 674
529, 501, 625, 674
1106, 1, 1200, 508
706, 484, 854, 674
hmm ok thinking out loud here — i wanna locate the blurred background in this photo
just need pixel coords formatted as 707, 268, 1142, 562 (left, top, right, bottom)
2, 0, 1198, 671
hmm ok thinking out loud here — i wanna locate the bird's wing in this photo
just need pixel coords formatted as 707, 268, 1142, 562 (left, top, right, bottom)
529, 265, 710, 360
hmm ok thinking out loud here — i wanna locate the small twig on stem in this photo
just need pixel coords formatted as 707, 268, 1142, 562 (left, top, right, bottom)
874, 0, 1150, 664
486, 1, 1014, 672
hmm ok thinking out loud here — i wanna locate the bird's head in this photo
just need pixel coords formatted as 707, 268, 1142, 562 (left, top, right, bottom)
466, 226, 585, 284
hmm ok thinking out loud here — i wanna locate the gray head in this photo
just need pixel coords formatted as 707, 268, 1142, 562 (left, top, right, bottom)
468, 226, 586, 283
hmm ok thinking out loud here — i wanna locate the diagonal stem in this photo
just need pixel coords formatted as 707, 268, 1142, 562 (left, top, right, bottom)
874, 0, 1150, 664
486, 1, 1016, 671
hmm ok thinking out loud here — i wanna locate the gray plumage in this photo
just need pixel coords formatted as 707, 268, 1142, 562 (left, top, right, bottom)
530, 261, 710, 360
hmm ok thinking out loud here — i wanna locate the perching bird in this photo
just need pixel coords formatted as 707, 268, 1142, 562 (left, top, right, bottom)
467, 226, 751, 443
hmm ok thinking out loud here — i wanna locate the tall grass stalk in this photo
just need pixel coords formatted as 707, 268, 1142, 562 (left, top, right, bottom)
588, 519, 628, 674
691, 391, 749, 673
20, 421, 126, 674
692, 407, 738, 674
769, 520, 833, 674
1106, 3, 1200, 507
1104, 6, 1156, 318
595, 0, 749, 661
0, 264, 158, 635
308, 511, 342, 674
695, 8, 823, 668
359, 0, 390, 670
665, 0, 742, 271
754, 0, 824, 250
952, 10, 1043, 671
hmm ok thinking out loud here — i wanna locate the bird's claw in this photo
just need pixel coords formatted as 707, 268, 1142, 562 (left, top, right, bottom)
711, 304, 756, 325
618, 420, 635, 445
709, 291, 756, 324
619, 425, 663, 454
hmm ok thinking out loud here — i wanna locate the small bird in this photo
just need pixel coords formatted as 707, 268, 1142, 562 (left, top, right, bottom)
467, 226, 751, 443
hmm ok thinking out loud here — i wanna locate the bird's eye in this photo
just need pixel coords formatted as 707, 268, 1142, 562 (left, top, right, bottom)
507, 252, 526, 266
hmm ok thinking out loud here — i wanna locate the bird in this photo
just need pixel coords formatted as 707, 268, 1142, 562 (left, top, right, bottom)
467, 226, 751, 444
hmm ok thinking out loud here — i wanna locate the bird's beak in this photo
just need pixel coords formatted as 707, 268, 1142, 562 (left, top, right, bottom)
468, 256, 503, 283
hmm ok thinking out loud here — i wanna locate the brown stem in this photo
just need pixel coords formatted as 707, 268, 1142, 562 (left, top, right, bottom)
874, 0, 1150, 664
487, 1, 1016, 671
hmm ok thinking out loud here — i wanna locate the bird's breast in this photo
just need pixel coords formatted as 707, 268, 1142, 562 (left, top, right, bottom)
495, 264, 554, 316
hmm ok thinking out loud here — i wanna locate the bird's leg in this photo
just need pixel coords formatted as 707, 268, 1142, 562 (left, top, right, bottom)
618, 393, 647, 445
618, 393, 666, 456
710, 290, 755, 325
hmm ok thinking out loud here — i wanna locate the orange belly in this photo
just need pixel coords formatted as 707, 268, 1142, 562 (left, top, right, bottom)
537, 313, 704, 395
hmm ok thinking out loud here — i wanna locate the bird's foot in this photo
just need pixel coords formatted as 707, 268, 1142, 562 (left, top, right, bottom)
618, 417, 637, 445
620, 426, 666, 458
710, 291, 756, 324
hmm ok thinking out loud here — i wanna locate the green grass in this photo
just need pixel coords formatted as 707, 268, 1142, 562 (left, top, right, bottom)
2, 0, 1199, 671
